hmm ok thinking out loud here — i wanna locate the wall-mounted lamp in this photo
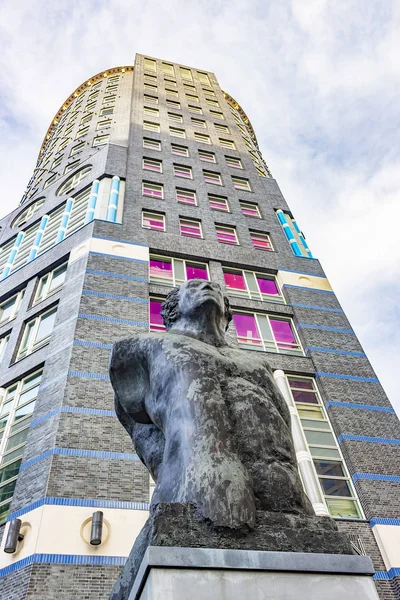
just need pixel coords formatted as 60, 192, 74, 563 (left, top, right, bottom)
90, 511, 104, 546
4, 519, 24, 554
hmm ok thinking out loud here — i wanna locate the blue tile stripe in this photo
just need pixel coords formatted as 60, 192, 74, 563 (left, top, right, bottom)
352, 473, 400, 483
370, 517, 400, 527
0, 554, 128, 578
73, 340, 113, 349
92, 236, 148, 247
289, 303, 343, 313
338, 434, 400, 445
20, 448, 139, 471
316, 372, 379, 383
86, 268, 148, 283
82, 289, 149, 303
7, 496, 149, 522
305, 346, 366, 357
297, 323, 354, 334
326, 401, 395, 413
282, 284, 335, 295
89, 251, 147, 263
68, 370, 110, 380
78, 313, 148, 327
373, 568, 400, 580
31, 406, 116, 428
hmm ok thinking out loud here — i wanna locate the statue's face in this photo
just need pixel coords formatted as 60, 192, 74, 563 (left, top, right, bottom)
178, 279, 226, 323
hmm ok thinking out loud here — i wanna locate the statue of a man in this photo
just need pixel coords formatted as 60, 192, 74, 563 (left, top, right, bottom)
109, 279, 313, 530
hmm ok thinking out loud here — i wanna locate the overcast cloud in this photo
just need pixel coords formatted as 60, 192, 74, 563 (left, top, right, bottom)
0, 0, 399, 413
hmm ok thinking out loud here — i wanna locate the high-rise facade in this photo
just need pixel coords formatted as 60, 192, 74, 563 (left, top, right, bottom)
0, 54, 398, 599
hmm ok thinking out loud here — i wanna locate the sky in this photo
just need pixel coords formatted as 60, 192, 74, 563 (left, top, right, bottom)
0, 0, 399, 414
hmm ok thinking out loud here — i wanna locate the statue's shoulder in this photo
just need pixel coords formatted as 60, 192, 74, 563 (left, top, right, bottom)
111, 333, 165, 365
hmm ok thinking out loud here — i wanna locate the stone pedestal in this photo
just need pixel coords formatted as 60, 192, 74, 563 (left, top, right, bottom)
129, 547, 379, 600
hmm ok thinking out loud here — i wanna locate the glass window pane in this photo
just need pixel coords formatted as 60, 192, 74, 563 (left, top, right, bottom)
22, 372, 42, 390
0, 502, 11, 522
292, 390, 319, 404
186, 263, 207, 280
18, 386, 39, 407
319, 478, 352, 497
224, 271, 246, 291
5, 428, 29, 452
0, 459, 22, 484
233, 313, 261, 345
326, 498, 360, 518
0, 481, 17, 503
1, 298, 16, 322
288, 377, 314, 390
304, 430, 336, 446
13, 400, 36, 424
313, 460, 346, 478
270, 319, 295, 347
150, 258, 172, 281
35, 310, 57, 343
296, 405, 324, 419
300, 419, 330, 430
149, 300, 165, 331
310, 447, 341, 459
257, 276, 279, 296
49, 264, 67, 291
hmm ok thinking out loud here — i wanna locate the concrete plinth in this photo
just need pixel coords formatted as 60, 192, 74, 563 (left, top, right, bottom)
129, 547, 379, 600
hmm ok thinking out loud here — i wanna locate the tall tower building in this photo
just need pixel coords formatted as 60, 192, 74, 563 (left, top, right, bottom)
0, 54, 398, 599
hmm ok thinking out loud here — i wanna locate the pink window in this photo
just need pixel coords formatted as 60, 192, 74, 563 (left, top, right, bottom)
180, 219, 202, 238
149, 258, 172, 282
224, 271, 246, 290
149, 299, 165, 332
240, 202, 260, 217
287, 377, 319, 404
186, 262, 208, 280
209, 196, 229, 211
250, 232, 272, 251
257, 276, 279, 296
203, 171, 222, 185
270, 319, 296, 351
142, 212, 165, 231
176, 189, 196, 205
232, 313, 261, 346
174, 165, 192, 178
216, 226, 238, 245
142, 182, 163, 198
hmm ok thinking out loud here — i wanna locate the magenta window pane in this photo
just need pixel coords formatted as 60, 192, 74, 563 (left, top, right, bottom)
181, 224, 200, 237
232, 313, 259, 340
287, 378, 314, 390
224, 272, 246, 290
252, 236, 271, 250
150, 259, 172, 278
270, 319, 295, 344
257, 277, 278, 295
186, 264, 208, 280
148, 219, 163, 229
210, 201, 227, 210
150, 300, 164, 326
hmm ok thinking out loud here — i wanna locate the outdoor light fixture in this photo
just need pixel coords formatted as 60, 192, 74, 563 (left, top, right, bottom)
4, 519, 24, 554
90, 511, 104, 546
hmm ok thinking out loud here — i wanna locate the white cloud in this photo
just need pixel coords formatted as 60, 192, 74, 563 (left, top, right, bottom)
0, 0, 399, 414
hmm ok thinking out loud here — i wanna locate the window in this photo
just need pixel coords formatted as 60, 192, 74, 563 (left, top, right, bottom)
191, 118, 206, 129
198, 72, 211, 86
0, 334, 9, 365
144, 58, 157, 72
12, 199, 45, 228
108, 75, 120, 83
199, 150, 216, 163
166, 99, 180, 109
144, 74, 157, 83
204, 89, 216, 97
166, 88, 179, 97
57, 166, 92, 196
276, 210, 313, 258
96, 119, 112, 130
162, 62, 175, 77
149, 298, 165, 332
17, 306, 57, 360
80, 113, 93, 125
233, 312, 301, 354
143, 138, 161, 151
142, 181, 163, 199
171, 144, 189, 157
179, 218, 202, 238
208, 194, 229, 212
70, 141, 85, 156
168, 112, 183, 123
223, 269, 283, 302
150, 255, 208, 286
0, 370, 42, 521
194, 132, 211, 144
164, 79, 177, 88
183, 83, 196, 92
85, 100, 97, 112
226, 156, 242, 169
105, 85, 118, 93
143, 121, 160, 132
44, 174, 56, 189
240, 201, 260, 218
34, 263, 68, 304
93, 134, 109, 146
203, 170, 222, 185
142, 211, 165, 232
186, 93, 199, 102
143, 158, 162, 173
143, 95, 158, 105
75, 125, 89, 139
216, 225, 238, 245
0, 291, 24, 324
52, 155, 63, 169
210, 110, 224, 120
206, 98, 220, 107
215, 124, 229, 134
176, 189, 197, 205
287, 376, 362, 518
169, 127, 186, 138
180, 67, 193, 81
64, 160, 80, 174
188, 105, 203, 114
250, 231, 273, 251
144, 106, 159, 117
174, 164, 192, 179
219, 138, 236, 150
232, 176, 251, 191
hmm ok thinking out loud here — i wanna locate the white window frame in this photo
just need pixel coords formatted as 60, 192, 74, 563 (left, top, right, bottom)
57, 167, 92, 196
223, 268, 284, 303
225, 156, 243, 169
179, 218, 203, 239
142, 211, 165, 232
169, 127, 186, 138
240, 201, 261, 218
219, 138, 236, 149
173, 164, 192, 179
233, 311, 303, 355
143, 121, 160, 132
168, 112, 183, 123
93, 134, 110, 147
149, 254, 209, 287
216, 224, 238, 245
142, 181, 164, 199
143, 158, 163, 173
143, 138, 161, 151
0, 291, 24, 325
203, 170, 222, 185
176, 189, 197, 205
17, 306, 57, 360
232, 176, 251, 191
34, 262, 68, 305
171, 144, 189, 157
208, 195, 229, 212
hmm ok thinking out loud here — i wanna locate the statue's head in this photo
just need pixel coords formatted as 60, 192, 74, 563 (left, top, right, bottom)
161, 279, 232, 331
